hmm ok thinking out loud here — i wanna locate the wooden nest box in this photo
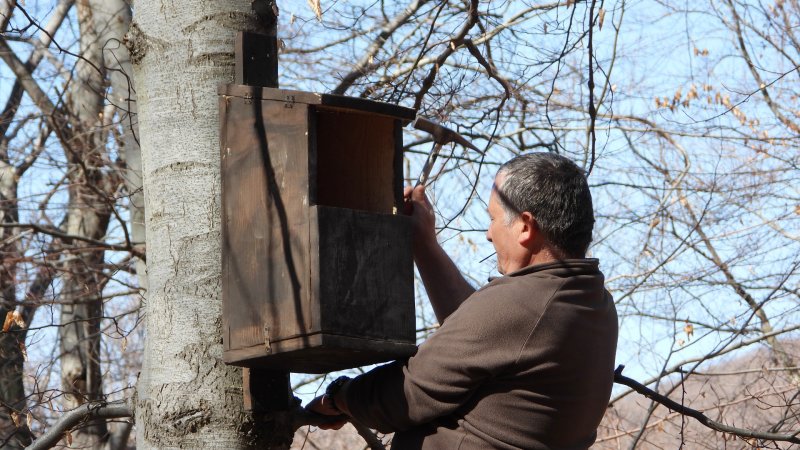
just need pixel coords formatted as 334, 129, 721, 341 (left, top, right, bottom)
218, 84, 417, 373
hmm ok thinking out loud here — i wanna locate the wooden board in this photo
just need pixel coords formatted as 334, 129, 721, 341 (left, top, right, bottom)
234, 32, 278, 87
314, 206, 414, 341
224, 333, 417, 373
221, 95, 314, 353
218, 84, 416, 122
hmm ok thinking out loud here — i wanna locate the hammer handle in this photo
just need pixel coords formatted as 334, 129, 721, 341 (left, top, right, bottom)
416, 142, 444, 187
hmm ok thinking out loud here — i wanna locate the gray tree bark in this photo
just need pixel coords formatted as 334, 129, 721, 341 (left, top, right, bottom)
129, 1, 293, 447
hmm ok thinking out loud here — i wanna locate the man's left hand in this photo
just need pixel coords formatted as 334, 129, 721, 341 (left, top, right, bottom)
305, 395, 348, 430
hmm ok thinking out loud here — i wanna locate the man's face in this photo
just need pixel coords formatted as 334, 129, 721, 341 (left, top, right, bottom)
486, 173, 519, 275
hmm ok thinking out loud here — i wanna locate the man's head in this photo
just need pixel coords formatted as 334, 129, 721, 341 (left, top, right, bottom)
486, 153, 594, 273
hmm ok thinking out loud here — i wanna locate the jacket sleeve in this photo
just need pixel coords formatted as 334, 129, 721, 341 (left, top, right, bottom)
342, 282, 543, 432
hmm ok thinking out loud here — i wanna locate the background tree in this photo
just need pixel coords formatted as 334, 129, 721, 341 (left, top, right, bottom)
1, 0, 141, 448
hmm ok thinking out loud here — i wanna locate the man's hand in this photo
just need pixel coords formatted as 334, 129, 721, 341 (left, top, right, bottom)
403, 185, 437, 254
403, 184, 476, 323
305, 395, 348, 430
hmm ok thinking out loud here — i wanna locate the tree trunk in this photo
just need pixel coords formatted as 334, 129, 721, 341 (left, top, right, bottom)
129, 1, 292, 447
58, 1, 110, 447
0, 162, 31, 449
89, 0, 147, 292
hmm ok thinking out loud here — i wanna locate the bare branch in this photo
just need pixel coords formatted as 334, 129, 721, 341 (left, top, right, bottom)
0, 0, 74, 142
0, 223, 145, 260
413, 0, 480, 110
614, 365, 800, 444
332, 0, 431, 95
352, 421, 387, 450
25, 401, 132, 450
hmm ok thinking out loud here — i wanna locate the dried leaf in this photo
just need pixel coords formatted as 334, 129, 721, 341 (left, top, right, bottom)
684, 322, 694, 339
26, 412, 32, 429
19, 342, 27, 362
121, 336, 128, 352
307, 0, 322, 21
3, 311, 25, 332
566, 0, 574, 7
11, 411, 20, 427
795, 205, 800, 215
65, 430, 73, 446
598, 8, 606, 30
11, 310, 25, 329
3, 311, 13, 332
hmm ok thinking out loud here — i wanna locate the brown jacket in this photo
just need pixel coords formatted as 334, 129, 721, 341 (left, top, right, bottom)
343, 259, 618, 449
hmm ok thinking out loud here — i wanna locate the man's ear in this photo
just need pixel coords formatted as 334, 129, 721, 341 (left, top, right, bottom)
518, 211, 538, 245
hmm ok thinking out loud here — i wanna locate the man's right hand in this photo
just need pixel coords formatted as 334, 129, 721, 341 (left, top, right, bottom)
403, 184, 476, 323
403, 185, 437, 255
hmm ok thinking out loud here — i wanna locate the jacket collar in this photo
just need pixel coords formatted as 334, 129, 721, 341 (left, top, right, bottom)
488, 258, 600, 283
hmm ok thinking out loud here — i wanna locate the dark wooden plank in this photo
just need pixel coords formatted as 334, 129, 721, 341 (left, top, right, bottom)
234, 31, 279, 87
227, 334, 417, 373
220, 94, 233, 352
318, 96, 416, 122
224, 333, 324, 365
393, 119, 405, 207
316, 206, 415, 342
217, 85, 416, 122
242, 368, 291, 411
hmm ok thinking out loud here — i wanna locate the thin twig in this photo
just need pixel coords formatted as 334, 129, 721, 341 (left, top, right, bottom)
586, 0, 598, 175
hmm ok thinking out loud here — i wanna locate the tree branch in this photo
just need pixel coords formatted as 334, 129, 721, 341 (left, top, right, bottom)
413, 0, 480, 110
0, 0, 74, 142
332, 0, 431, 96
0, 223, 145, 260
25, 401, 132, 450
614, 365, 800, 444
351, 421, 387, 450
724, 0, 800, 133
291, 408, 387, 450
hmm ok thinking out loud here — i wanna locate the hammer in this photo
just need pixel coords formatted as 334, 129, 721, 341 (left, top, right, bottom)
411, 116, 480, 186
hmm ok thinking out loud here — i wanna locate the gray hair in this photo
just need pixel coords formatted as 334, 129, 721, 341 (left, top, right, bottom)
495, 153, 594, 258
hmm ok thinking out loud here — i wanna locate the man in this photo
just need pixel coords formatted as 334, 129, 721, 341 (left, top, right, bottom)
307, 153, 618, 449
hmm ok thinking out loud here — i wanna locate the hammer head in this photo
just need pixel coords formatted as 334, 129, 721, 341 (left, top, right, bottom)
412, 117, 480, 152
